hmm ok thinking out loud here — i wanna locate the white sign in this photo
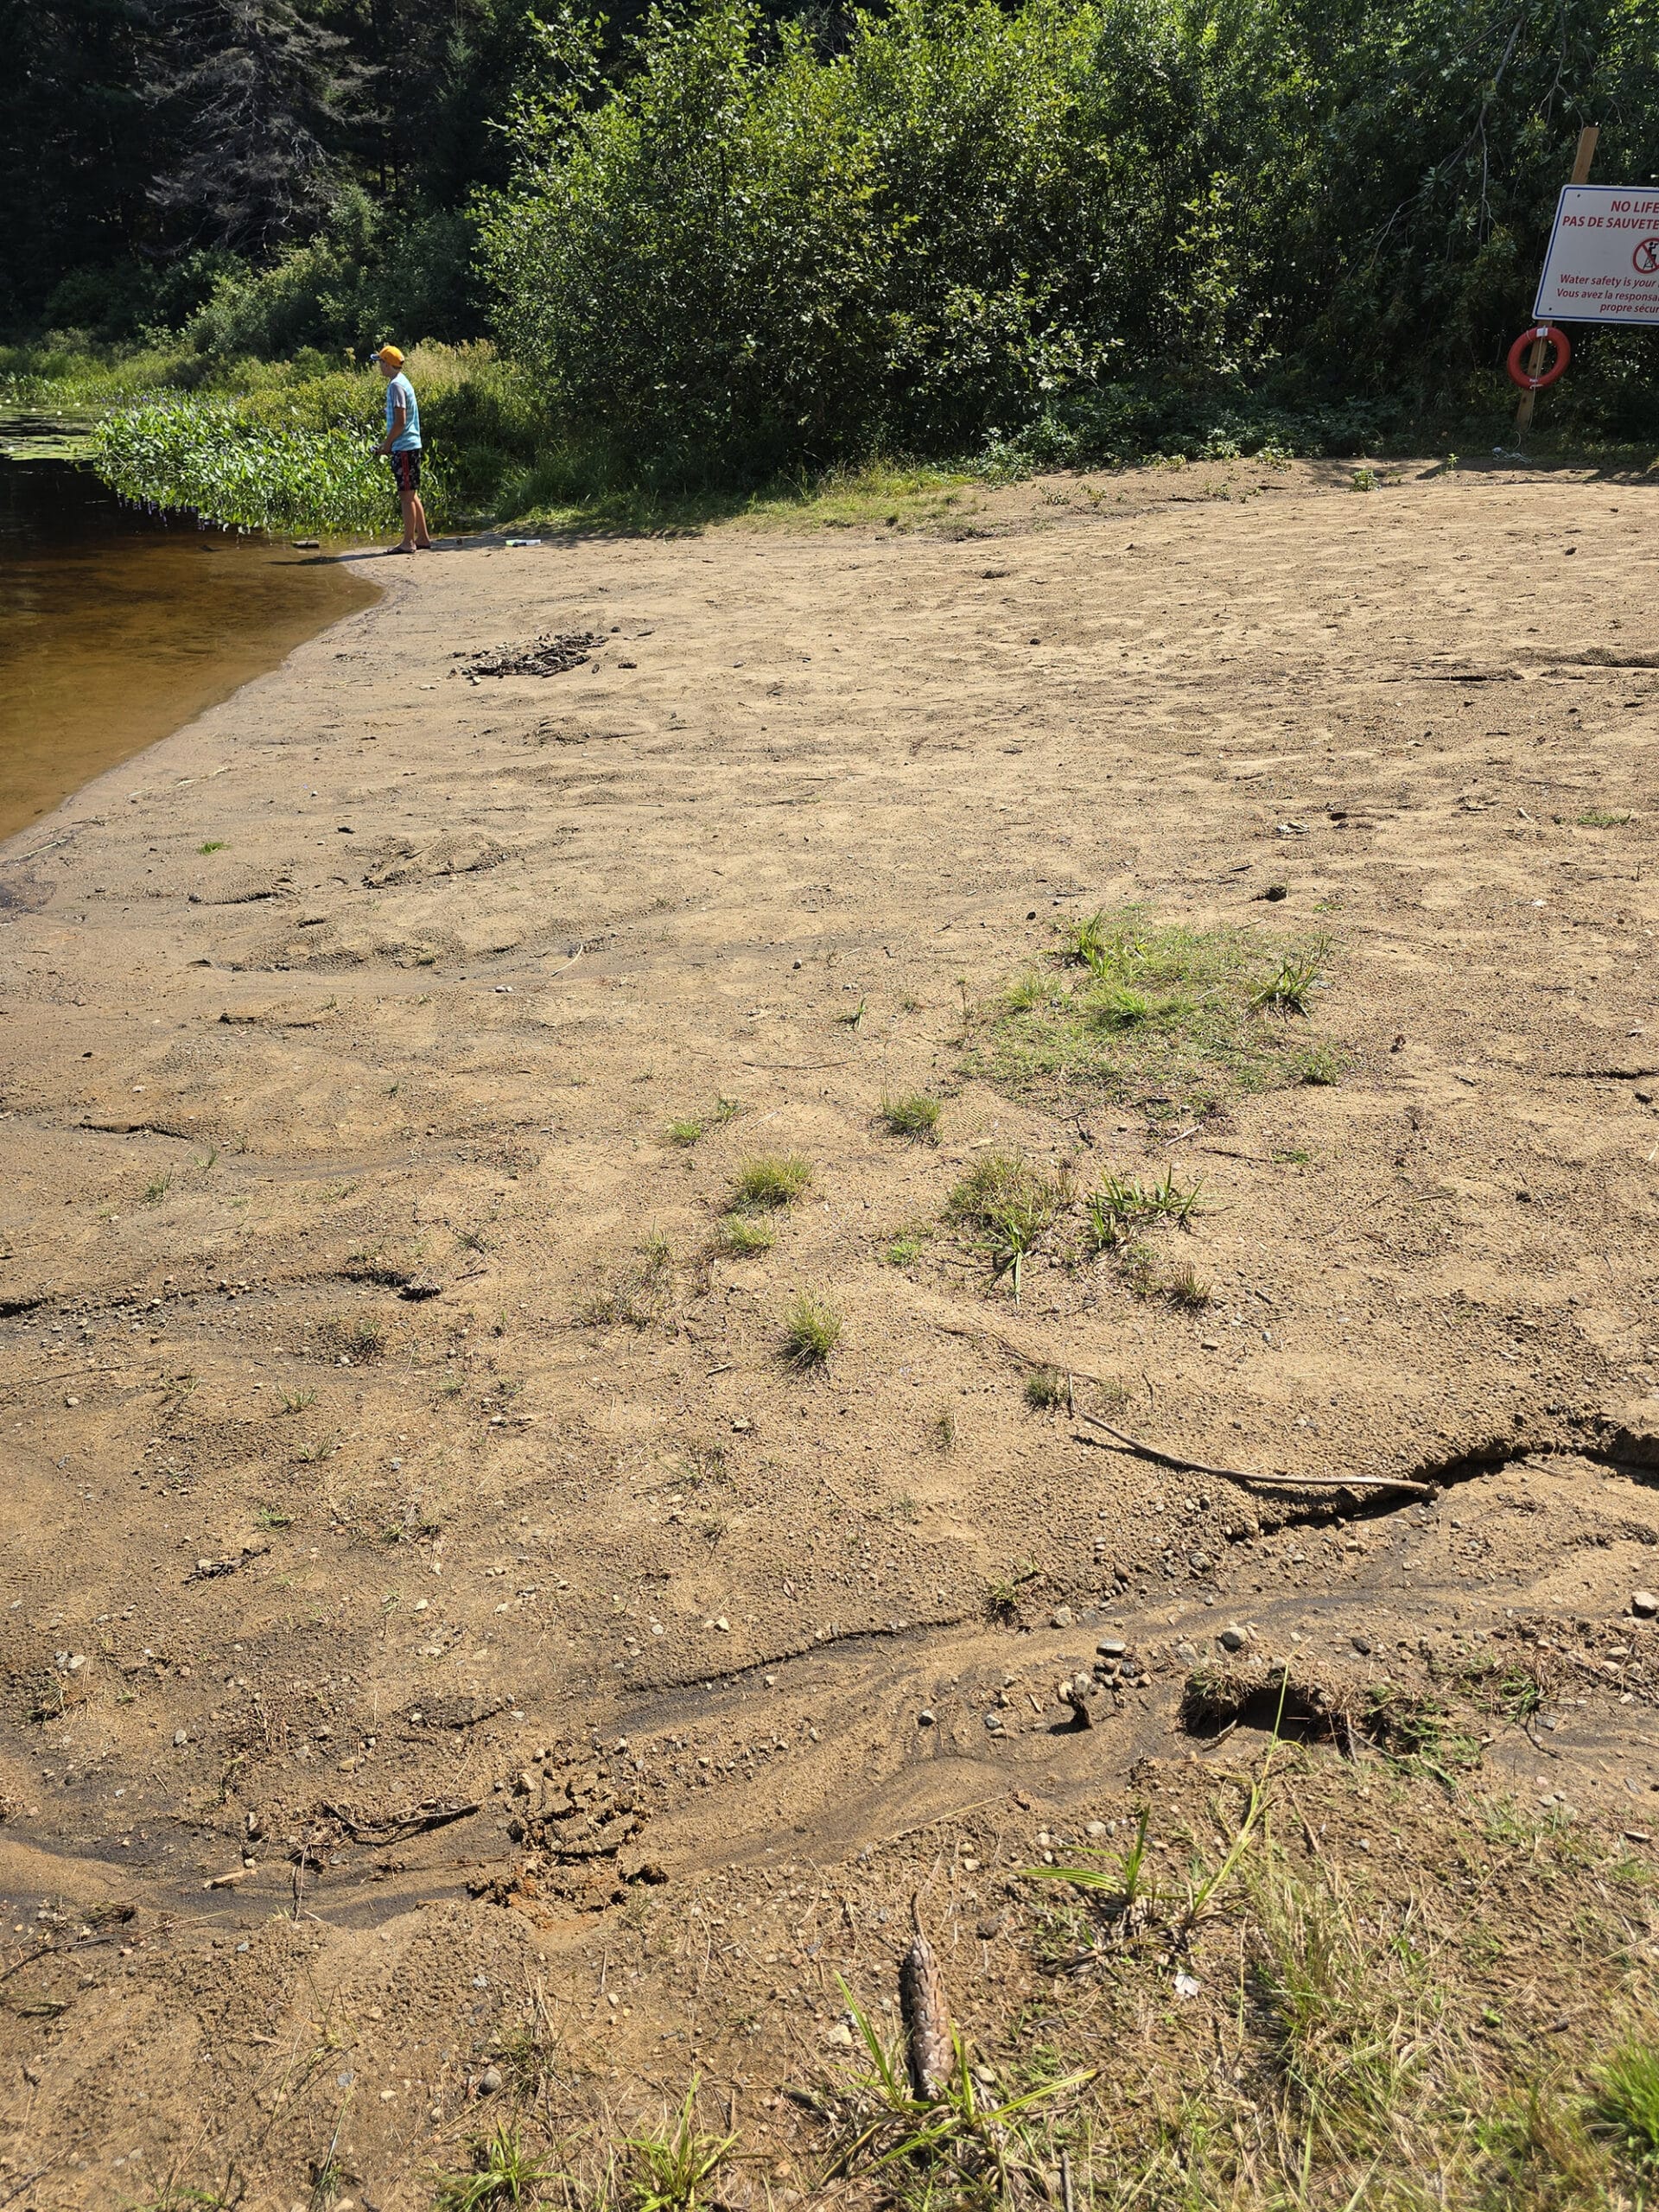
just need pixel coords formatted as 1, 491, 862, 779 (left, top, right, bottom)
1535, 185, 1659, 322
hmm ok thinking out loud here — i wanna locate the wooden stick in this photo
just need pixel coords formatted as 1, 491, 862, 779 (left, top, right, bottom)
1071, 1408, 1432, 1495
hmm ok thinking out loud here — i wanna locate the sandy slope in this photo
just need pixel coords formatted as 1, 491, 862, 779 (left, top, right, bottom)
1, 456, 1657, 2204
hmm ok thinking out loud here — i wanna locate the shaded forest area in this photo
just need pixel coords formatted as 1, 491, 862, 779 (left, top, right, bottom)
6, 0, 1659, 494
0, 0, 549, 350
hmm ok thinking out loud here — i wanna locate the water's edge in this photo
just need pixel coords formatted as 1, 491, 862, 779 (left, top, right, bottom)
0, 424, 378, 847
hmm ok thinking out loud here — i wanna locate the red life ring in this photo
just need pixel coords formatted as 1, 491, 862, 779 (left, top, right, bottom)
1507, 324, 1571, 391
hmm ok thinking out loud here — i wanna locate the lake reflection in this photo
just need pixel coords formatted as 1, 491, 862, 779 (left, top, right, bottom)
0, 422, 375, 845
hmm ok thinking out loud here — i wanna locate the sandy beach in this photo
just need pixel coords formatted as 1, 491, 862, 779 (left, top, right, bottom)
3, 457, 1656, 2204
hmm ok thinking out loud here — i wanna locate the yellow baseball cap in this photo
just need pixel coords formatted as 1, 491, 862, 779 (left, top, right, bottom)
374, 344, 404, 368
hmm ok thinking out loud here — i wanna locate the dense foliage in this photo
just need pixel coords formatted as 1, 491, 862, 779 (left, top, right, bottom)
90, 394, 408, 532
0, 0, 548, 345
482, 0, 1659, 478
9, 0, 1659, 505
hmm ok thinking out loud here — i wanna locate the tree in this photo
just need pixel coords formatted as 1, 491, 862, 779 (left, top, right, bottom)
147, 0, 369, 254
0, 0, 164, 323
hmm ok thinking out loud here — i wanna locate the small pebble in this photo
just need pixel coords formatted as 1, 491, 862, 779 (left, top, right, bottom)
477, 2067, 503, 2096
1217, 1625, 1245, 1653
1632, 1590, 1657, 1618
918, 1709, 936, 1727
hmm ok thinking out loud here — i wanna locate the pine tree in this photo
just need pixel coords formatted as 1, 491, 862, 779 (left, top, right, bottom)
148, 0, 370, 254
0, 0, 163, 321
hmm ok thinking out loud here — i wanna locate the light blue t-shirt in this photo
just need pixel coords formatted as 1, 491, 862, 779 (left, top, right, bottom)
385, 371, 421, 452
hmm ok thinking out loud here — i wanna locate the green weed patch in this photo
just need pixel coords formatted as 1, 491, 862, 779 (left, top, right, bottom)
90, 394, 424, 536
965, 908, 1336, 1117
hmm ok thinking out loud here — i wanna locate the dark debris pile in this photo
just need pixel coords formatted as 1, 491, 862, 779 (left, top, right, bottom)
452, 632, 607, 681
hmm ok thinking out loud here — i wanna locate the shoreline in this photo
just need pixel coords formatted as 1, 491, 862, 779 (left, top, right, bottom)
0, 438, 381, 845
2, 461, 1656, 2200
0, 548, 391, 874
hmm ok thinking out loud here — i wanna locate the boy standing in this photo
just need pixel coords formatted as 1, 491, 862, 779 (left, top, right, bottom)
372, 345, 432, 552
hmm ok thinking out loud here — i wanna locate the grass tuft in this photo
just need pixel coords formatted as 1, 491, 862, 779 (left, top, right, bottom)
780, 1292, 841, 1368
1253, 941, 1329, 1015
621, 2079, 734, 2211
986, 1562, 1039, 1618
1163, 1260, 1212, 1308
431, 2124, 558, 2210
821, 1984, 1092, 2199
945, 1151, 1069, 1301
579, 1232, 674, 1327
967, 907, 1338, 1117
1061, 908, 1115, 968
714, 1217, 773, 1257
1292, 1041, 1345, 1084
728, 1154, 812, 1213
1084, 1167, 1203, 1249
1023, 1366, 1070, 1410
665, 1096, 741, 1147
878, 1092, 943, 1141
1590, 2039, 1659, 2171
885, 1224, 931, 1266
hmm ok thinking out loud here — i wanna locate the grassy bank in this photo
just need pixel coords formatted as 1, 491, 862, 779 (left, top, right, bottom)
5, 340, 541, 536
10, 334, 1655, 539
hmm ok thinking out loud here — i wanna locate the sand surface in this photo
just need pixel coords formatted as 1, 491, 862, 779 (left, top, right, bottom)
2, 457, 1657, 2203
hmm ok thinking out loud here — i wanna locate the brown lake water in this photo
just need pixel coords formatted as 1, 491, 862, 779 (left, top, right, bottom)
0, 417, 375, 845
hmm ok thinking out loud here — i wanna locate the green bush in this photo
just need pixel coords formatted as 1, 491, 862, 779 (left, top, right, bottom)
89, 394, 410, 535
480, 0, 1659, 480
184, 188, 480, 361
41, 250, 237, 347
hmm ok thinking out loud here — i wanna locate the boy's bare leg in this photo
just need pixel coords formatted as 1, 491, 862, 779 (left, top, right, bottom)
410, 490, 433, 549
397, 482, 419, 552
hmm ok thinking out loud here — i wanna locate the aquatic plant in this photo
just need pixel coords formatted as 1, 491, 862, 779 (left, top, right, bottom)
89, 394, 441, 537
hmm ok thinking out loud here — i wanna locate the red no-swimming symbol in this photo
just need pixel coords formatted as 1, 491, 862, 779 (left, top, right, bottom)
1634, 236, 1659, 273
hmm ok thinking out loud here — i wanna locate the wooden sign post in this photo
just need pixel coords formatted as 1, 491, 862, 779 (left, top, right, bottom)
1516, 124, 1600, 437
